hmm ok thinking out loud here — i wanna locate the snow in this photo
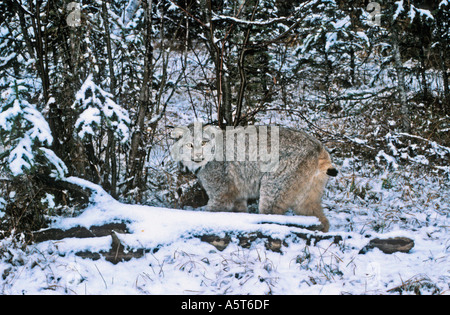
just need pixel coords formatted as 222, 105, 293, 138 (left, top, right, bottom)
376, 150, 399, 169
393, 0, 404, 21
41, 193, 56, 210
39, 148, 69, 179
22, 105, 53, 146
212, 13, 287, 26
7, 136, 34, 176
394, 2, 434, 22
415, 7, 434, 20
331, 16, 350, 29
123, 0, 141, 26
350, 137, 367, 145
75, 107, 101, 139
0, 99, 21, 131
0, 80, 66, 177
356, 31, 370, 46
409, 5, 434, 22
325, 32, 338, 51
73, 74, 130, 143
0, 53, 16, 67
57, 178, 321, 247
1, 168, 449, 295
167, 2, 179, 12
409, 5, 417, 21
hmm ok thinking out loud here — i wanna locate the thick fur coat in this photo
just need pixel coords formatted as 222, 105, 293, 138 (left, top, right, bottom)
171, 124, 337, 232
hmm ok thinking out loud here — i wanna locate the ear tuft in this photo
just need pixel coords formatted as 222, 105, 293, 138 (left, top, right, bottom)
170, 126, 189, 139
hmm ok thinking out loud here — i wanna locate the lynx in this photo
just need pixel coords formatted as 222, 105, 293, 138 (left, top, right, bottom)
170, 123, 338, 232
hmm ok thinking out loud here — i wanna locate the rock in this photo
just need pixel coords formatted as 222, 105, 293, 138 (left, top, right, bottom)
238, 233, 259, 249
200, 234, 231, 251
359, 237, 415, 254
200, 231, 344, 253
75, 232, 149, 264
265, 238, 283, 253
293, 231, 343, 246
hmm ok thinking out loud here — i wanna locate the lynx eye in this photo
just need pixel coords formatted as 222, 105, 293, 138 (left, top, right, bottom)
202, 141, 208, 146
186, 143, 194, 149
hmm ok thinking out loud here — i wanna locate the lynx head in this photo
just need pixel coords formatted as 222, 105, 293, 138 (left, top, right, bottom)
169, 123, 221, 173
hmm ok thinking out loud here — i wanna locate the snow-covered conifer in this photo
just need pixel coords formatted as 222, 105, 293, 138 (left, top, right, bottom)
0, 80, 67, 179
73, 74, 130, 144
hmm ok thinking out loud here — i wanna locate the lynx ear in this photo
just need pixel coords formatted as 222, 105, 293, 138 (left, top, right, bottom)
203, 125, 221, 134
169, 126, 189, 139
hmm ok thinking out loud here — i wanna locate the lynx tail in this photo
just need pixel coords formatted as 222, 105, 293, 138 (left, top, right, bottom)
318, 149, 338, 177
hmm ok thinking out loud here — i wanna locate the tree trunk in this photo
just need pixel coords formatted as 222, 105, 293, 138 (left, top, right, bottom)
128, 0, 153, 201
443, 65, 450, 114
201, 0, 234, 128
234, 3, 258, 127
29, 0, 70, 163
102, 1, 118, 197
350, 46, 356, 86
435, 6, 449, 113
392, 29, 411, 133
222, 72, 233, 125
440, 46, 449, 113
31, 0, 50, 104
102, 0, 116, 94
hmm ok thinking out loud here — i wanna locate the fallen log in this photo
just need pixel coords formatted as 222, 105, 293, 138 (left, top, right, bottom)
33, 220, 343, 255
33, 222, 129, 243
32, 220, 414, 264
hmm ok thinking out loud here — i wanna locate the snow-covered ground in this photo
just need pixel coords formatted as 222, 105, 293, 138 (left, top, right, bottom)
1, 161, 448, 295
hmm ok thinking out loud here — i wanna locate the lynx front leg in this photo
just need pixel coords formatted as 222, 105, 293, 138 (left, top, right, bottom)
258, 198, 288, 215
206, 191, 248, 213
258, 170, 304, 216
199, 172, 246, 212
292, 200, 329, 232
258, 182, 291, 215
259, 171, 330, 232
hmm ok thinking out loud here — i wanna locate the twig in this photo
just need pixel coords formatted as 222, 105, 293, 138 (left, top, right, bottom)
94, 264, 108, 290
166, 0, 207, 27
397, 132, 450, 154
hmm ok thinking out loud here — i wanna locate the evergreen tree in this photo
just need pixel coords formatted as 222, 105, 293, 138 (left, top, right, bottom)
295, 0, 370, 113
73, 74, 130, 145
72, 74, 130, 192
0, 79, 67, 179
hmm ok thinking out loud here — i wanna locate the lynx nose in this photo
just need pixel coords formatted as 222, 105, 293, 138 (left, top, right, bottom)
194, 153, 203, 161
